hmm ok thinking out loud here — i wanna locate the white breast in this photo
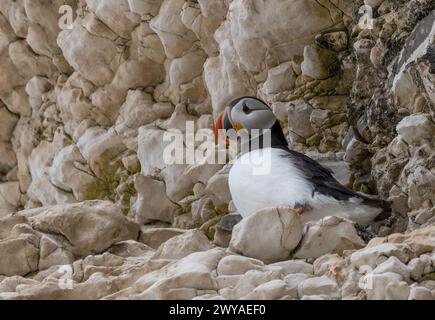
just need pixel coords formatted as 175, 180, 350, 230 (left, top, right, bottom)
229, 148, 313, 218
228, 147, 382, 226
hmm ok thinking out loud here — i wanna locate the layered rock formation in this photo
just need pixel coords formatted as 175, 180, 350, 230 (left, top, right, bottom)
0, 0, 434, 300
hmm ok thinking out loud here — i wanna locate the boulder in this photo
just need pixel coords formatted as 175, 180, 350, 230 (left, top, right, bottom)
133, 174, 180, 224
367, 226, 435, 256
297, 275, 340, 299
396, 114, 435, 145
0, 182, 21, 217
57, 20, 119, 86
153, 229, 213, 260
350, 243, 414, 269
229, 207, 303, 263
301, 44, 336, 79
139, 227, 185, 249
217, 255, 265, 276
294, 216, 365, 259
27, 201, 139, 257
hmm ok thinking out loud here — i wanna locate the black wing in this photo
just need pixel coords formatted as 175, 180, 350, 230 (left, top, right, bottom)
278, 146, 389, 209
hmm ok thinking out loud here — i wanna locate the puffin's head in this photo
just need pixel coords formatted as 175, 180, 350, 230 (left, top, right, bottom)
214, 96, 276, 144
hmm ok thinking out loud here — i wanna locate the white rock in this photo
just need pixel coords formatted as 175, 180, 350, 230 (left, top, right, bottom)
365, 272, 402, 300
294, 216, 365, 259
203, 22, 256, 114
217, 255, 265, 276
0, 276, 39, 294
301, 45, 335, 79
408, 286, 434, 300
385, 281, 410, 300
77, 127, 126, 179
161, 164, 194, 202
48, 145, 97, 201
137, 127, 167, 175
38, 235, 74, 270
0, 215, 29, 240
216, 275, 242, 289
204, 168, 232, 209
313, 254, 346, 277
286, 100, 315, 141
298, 275, 340, 299
182, 0, 228, 56
108, 240, 154, 259
133, 174, 180, 224
139, 227, 185, 249
110, 248, 225, 299
268, 260, 314, 275
261, 62, 296, 95
27, 134, 76, 206
57, 21, 119, 86
350, 243, 414, 269
220, 270, 283, 299
373, 256, 411, 282
8, 41, 55, 78
168, 49, 207, 103
153, 229, 213, 260
128, 0, 162, 16
241, 279, 291, 300
0, 182, 21, 217
27, 201, 139, 257
228, 0, 348, 72
0, 236, 39, 276
408, 257, 426, 281
86, 0, 140, 38
284, 273, 312, 298
396, 113, 435, 145
229, 207, 303, 263
149, 0, 196, 59
115, 91, 173, 135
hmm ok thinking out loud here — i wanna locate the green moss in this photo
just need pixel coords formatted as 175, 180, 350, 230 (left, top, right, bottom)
306, 134, 322, 146
420, 272, 435, 282
84, 175, 119, 202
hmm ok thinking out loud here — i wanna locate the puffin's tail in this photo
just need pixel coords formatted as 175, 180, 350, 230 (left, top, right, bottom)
361, 197, 392, 222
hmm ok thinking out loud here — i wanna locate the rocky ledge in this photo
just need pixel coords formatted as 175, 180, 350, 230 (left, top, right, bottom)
1, 202, 435, 300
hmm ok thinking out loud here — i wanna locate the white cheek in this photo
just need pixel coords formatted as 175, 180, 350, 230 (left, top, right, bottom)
232, 109, 276, 130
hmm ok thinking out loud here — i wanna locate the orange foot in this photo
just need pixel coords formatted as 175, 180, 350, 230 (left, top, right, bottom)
293, 206, 305, 216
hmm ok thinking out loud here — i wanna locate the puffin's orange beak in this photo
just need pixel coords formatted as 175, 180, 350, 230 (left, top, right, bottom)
214, 108, 244, 145
214, 110, 225, 145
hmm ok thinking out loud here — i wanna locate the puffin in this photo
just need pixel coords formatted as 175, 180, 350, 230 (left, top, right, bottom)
214, 96, 391, 227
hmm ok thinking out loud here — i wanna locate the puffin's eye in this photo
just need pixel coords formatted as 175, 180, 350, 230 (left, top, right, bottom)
242, 102, 252, 114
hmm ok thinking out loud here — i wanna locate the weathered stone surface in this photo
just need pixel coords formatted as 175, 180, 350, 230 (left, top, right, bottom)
301, 45, 335, 79
350, 243, 414, 269
132, 174, 180, 224
153, 229, 213, 260
27, 201, 139, 257
367, 226, 435, 256
0, 182, 21, 217
217, 255, 265, 276
0, 236, 39, 276
229, 207, 303, 263
294, 216, 365, 259
298, 276, 340, 299
139, 227, 185, 249
396, 114, 435, 145
57, 20, 119, 86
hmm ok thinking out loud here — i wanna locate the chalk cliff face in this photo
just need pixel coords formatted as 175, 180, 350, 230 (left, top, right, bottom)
0, 0, 434, 300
